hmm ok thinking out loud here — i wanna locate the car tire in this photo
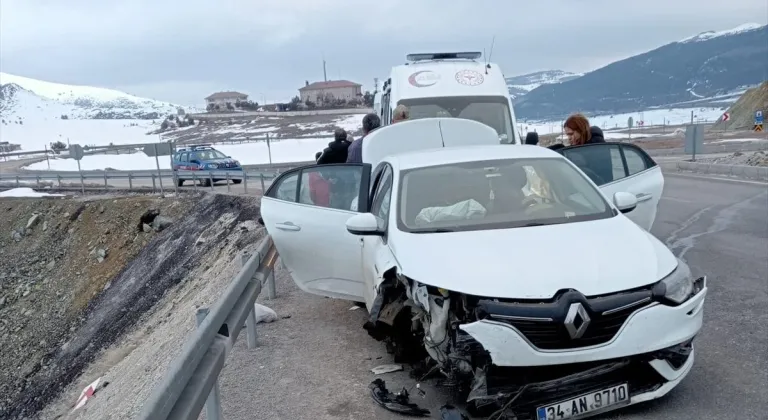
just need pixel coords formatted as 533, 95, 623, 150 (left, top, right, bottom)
203, 178, 212, 187
177, 179, 184, 187
232, 179, 242, 184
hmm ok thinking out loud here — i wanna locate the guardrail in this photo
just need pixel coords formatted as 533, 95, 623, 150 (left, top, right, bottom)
0, 169, 281, 195
139, 235, 279, 420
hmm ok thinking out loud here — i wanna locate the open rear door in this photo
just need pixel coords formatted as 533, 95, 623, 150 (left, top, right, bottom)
362, 117, 499, 166
559, 143, 664, 231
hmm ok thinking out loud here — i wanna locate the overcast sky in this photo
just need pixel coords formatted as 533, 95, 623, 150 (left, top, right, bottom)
1, 0, 766, 107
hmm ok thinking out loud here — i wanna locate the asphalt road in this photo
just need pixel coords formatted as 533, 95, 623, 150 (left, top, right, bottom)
215, 173, 768, 420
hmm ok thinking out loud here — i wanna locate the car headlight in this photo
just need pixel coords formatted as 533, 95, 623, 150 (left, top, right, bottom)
206, 163, 219, 169
660, 259, 694, 304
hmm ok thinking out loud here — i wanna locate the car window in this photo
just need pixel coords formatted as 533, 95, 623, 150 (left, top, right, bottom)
561, 144, 624, 186
294, 166, 362, 211
371, 167, 393, 223
624, 147, 649, 176
397, 157, 613, 233
181, 153, 189, 162
270, 172, 300, 202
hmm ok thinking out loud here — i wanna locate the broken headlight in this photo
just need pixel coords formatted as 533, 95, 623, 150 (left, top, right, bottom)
660, 259, 695, 304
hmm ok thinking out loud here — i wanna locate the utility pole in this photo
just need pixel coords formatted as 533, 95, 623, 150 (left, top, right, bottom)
322, 56, 327, 82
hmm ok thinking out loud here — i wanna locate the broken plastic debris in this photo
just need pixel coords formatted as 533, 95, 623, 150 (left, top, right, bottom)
439, 405, 469, 420
253, 303, 278, 324
73, 377, 108, 411
371, 364, 403, 375
369, 378, 430, 417
349, 305, 361, 311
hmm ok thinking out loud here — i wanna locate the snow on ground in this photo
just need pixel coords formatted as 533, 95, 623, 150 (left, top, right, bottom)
23, 138, 327, 171
1, 116, 160, 151
711, 138, 768, 143
0, 187, 63, 198
519, 107, 726, 135
679, 23, 765, 43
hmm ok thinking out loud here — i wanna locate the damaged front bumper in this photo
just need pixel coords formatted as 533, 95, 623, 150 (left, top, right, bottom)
459, 285, 706, 367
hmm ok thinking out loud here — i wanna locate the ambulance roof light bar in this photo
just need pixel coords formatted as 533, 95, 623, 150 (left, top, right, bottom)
406, 52, 482, 62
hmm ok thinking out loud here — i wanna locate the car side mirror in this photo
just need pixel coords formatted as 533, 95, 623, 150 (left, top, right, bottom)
613, 192, 638, 213
346, 213, 383, 236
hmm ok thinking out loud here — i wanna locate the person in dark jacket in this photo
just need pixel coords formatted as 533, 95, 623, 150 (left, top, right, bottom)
524, 131, 539, 145
561, 114, 612, 183
346, 113, 381, 164
317, 128, 352, 164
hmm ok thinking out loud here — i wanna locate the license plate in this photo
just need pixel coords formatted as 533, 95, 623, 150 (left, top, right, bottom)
536, 383, 629, 420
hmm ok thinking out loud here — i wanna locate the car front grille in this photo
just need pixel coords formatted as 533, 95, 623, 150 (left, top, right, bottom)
503, 304, 638, 350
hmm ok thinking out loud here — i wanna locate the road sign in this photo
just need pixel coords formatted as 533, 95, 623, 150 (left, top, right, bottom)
755, 110, 764, 124
755, 123, 764, 132
69, 144, 84, 161
142, 142, 173, 157
627, 117, 634, 128
684, 124, 705, 160
638, 120, 644, 127
722, 112, 730, 122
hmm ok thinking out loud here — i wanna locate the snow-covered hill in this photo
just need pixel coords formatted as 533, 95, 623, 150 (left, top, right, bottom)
0, 72, 190, 120
506, 70, 583, 99
679, 22, 764, 43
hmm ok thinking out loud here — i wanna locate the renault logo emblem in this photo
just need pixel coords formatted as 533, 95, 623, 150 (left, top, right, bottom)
564, 303, 591, 339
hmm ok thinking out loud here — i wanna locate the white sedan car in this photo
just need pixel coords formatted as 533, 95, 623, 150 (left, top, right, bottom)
259, 119, 706, 420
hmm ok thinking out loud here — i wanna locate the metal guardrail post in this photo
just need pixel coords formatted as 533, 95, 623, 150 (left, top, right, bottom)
241, 254, 258, 349
193, 172, 198, 191
15, 176, 19, 188
128, 173, 133, 189
242, 171, 248, 194
195, 308, 223, 420
36, 175, 40, 188
57, 174, 62, 188
104, 172, 108, 188
266, 272, 276, 300
260, 173, 265, 192
79, 172, 85, 194
209, 172, 214, 191
226, 172, 231, 192
152, 174, 157, 192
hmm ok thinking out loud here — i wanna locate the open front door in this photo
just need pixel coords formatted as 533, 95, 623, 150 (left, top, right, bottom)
260, 163, 371, 301
560, 143, 664, 231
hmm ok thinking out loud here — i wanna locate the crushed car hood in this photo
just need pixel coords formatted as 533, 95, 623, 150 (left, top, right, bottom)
390, 216, 677, 299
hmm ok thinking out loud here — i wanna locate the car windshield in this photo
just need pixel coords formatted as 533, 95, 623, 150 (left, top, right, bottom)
397, 158, 614, 233
398, 96, 514, 144
194, 149, 227, 160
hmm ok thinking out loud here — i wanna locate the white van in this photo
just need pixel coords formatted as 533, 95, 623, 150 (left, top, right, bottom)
374, 52, 520, 144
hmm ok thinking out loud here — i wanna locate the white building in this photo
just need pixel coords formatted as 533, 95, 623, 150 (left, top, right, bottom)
299, 80, 362, 104
205, 91, 248, 108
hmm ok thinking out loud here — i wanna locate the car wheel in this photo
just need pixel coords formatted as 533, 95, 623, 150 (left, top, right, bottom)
177, 179, 184, 187
203, 178, 212, 187
232, 179, 242, 184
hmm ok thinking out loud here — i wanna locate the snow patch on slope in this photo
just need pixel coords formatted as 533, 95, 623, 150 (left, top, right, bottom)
679, 23, 765, 43
506, 70, 583, 99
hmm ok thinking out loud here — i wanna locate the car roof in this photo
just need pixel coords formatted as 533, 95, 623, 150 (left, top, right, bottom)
386, 145, 564, 171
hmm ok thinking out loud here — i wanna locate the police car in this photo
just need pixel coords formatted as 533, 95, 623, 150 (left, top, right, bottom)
172, 144, 243, 186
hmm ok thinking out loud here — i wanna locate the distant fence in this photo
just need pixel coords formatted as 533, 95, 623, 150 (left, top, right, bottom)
0, 168, 282, 195
189, 108, 372, 119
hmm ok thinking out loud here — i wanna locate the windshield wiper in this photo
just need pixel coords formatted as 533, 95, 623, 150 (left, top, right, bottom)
412, 228, 456, 234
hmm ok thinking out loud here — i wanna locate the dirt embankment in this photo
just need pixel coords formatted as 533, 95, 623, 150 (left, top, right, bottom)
714, 81, 768, 131
0, 193, 263, 419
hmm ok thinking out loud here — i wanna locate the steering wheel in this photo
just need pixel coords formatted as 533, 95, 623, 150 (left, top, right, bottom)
580, 167, 607, 185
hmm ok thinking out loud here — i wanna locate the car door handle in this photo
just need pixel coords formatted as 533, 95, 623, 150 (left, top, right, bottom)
636, 193, 653, 202
275, 222, 301, 231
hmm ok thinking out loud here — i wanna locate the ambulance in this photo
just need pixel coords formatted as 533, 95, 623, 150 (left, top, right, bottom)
374, 52, 521, 144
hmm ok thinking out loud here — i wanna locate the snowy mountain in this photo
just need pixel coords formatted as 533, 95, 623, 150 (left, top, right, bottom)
0, 72, 189, 120
515, 23, 768, 120
505, 70, 583, 99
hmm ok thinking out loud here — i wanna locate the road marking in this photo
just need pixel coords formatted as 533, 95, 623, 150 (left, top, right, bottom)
664, 172, 768, 186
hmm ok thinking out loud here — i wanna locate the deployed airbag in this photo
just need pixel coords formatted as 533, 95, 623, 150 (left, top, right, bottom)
415, 199, 486, 226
